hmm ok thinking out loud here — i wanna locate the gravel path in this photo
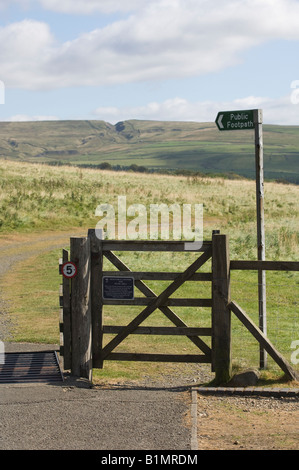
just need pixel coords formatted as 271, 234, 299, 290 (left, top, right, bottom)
195, 393, 299, 450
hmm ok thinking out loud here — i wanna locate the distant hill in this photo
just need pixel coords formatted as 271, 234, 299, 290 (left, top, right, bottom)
0, 119, 298, 183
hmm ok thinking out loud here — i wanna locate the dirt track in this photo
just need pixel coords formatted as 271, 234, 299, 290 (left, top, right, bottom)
0, 229, 84, 342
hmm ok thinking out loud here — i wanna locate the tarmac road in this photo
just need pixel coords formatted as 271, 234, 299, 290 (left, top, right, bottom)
0, 360, 192, 451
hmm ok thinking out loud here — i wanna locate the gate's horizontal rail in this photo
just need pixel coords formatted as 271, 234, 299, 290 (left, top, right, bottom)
102, 271, 212, 281
230, 260, 299, 271
104, 352, 211, 363
101, 240, 211, 252
103, 326, 212, 336
103, 298, 212, 307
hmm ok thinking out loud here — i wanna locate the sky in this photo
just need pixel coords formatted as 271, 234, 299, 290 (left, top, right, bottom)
0, 0, 299, 125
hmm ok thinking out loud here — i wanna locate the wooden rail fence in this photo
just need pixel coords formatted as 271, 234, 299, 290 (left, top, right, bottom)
59, 231, 299, 383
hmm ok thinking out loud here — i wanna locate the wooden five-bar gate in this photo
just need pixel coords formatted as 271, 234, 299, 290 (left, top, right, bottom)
59, 230, 299, 384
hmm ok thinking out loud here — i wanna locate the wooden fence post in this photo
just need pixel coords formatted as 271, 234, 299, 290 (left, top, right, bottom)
70, 236, 92, 381
212, 233, 232, 384
88, 229, 104, 368
254, 108, 267, 370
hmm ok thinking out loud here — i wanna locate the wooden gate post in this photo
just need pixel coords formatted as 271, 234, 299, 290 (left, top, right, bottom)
70, 236, 92, 381
88, 229, 104, 368
212, 233, 232, 384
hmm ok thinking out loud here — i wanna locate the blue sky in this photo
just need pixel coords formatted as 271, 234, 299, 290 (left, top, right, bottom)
0, 0, 299, 125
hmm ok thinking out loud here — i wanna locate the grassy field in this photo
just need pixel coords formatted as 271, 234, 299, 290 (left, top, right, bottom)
0, 119, 299, 183
0, 159, 298, 382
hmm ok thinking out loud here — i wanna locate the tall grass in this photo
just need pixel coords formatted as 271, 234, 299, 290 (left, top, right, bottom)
1, 160, 298, 260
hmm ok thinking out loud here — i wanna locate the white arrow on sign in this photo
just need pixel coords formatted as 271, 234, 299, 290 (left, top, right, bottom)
217, 114, 224, 129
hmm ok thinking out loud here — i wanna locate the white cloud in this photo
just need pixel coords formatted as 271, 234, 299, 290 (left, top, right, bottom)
0, 0, 31, 10
1, 1, 299, 90
0, 0, 146, 13
3, 114, 58, 121
0, 19, 56, 89
2, 95, 298, 125
94, 98, 195, 123
38, 0, 145, 14
94, 95, 299, 125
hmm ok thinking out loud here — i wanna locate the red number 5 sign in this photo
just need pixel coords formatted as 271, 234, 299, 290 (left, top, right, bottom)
62, 262, 77, 279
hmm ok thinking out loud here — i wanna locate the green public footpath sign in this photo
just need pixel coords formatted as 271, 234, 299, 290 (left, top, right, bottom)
215, 109, 255, 131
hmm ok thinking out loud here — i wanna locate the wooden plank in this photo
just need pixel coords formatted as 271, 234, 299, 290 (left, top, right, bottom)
59, 290, 63, 308
230, 260, 299, 271
101, 240, 211, 252
104, 249, 212, 356
229, 300, 299, 382
104, 353, 211, 363
59, 299, 64, 364
102, 271, 212, 281
88, 229, 104, 368
212, 233, 232, 384
101, 248, 213, 360
70, 237, 92, 381
102, 298, 212, 307
103, 326, 212, 336
58, 258, 62, 275
61, 249, 71, 370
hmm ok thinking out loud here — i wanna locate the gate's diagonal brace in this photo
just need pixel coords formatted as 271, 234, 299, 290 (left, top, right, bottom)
229, 300, 299, 382
104, 250, 211, 356
101, 248, 212, 360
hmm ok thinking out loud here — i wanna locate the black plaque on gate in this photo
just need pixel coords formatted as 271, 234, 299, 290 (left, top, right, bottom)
102, 276, 134, 300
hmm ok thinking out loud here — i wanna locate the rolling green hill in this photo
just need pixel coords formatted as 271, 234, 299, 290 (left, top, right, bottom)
0, 119, 298, 183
